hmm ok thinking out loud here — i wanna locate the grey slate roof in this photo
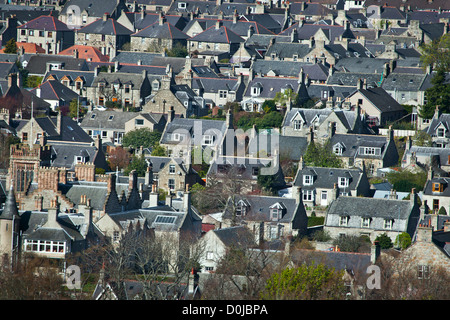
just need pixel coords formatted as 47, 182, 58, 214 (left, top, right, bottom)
43, 69, 96, 87
266, 42, 312, 60
25, 55, 90, 75
31, 80, 79, 103
80, 110, 140, 130
131, 22, 189, 39
112, 51, 160, 65
293, 166, 365, 192
353, 86, 405, 113
61, 0, 125, 18
327, 71, 383, 87
223, 194, 300, 223
251, 60, 319, 78
381, 72, 427, 91
212, 225, 256, 248
49, 142, 100, 169
244, 77, 301, 99
161, 117, 227, 145
0, 185, 18, 220
189, 25, 244, 44
78, 17, 133, 35
328, 133, 391, 160
17, 15, 70, 31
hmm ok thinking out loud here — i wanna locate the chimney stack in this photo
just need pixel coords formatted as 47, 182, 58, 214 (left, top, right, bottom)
149, 183, 159, 207
371, 241, 381, 264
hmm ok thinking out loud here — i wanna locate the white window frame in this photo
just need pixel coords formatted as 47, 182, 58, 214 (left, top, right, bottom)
338, 177, 349, 188
302, 190, 313, 201
339, 216, 349, 226
169, 164, 176, 174
168, 178, 175, 190
384, 219, 393, 230
303, 175, 313, 186
293, 120, 302, 130
361, 217, 371, 228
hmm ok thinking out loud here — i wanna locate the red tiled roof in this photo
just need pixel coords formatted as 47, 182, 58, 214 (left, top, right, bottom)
58, 45, 110, 62
0, 42, 46, 54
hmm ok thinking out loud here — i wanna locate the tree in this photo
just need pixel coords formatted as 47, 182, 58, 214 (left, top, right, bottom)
419, 68, 450, 118
274, 88, 297, 108
375, 233, 393, 249
3, 38, 17, 54
262, 99, 276, 113
124, 154, 148, 176
333, 234, 371, 253
394, 232, 411, 250
108, 146, 131, 171
420, 33, 450, 73
386, 170, 427, 192
122, 128, 162, 150
165, 43, 188, 58
261, 264, 346, 300
68, 98, 86, 119
303, 140, 343, 168
151, 143, 167, 156
438, 206, 447, 215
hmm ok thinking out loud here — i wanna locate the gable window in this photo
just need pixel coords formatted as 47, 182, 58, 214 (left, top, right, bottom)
98, 97, 104, 106
135, 119, 144, 126
361, 217, 371, 228
333, 144, 343, 155
169, 164, 176, 174
202, 135, 214, 146
437, 128, 445, 138
270, 208, 280, 221
339, 216, 349, 226
178, 2, 186, 8
384, 219, 393, 230
338, 177, 349, 188
236, 205, 246, 216
251, 86, 261, 96
124, 85, 130, 94
303, 175, 313, 185
293, 120, 302, 130
113, 231, 120, 242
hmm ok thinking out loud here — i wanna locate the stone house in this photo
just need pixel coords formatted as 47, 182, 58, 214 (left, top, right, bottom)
43, 69, 96, 99
80, 110, 166, 146
142, 67, 206, 118
187, 21, 245, 59
75, 14, 133, 58
292, 161, 371, 207
198, 225, 256, 273
389, 219, 450, 278
130, 14, 189, 53
17, 15, 74, 54
87, 69, 151, 109
59, 0, 127, 29
346, 78, 407, 127
324, 188, 421, 243
145, 156, 204, 194
421, 174, 450, 213
30, 80, 80, 112
281, 104, 372, 140
221, 189, 309, 242
328, 128, 399, 176
424, 110, 450, 149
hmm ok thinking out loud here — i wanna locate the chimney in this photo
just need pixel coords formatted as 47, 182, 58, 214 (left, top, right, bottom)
370, 241, 381, 264
73, 48, 78, 59
427, 166, 434, 181
291, 28, 298, 43
103, 13, 109, 22
95, 134, 102, 151
444, 221, 450, 232
293, 186, 302, 204
145, 166, 153, 188
226, 109, 233, 129
114, 60, 119, 72
328, 121, 336, 137
166, 193, 172, 207
183, 184, 191, 213
168, 106, 175, 123
159, 12, 165, 25
45, 198, 60, 229
388, 189, 397, 200
357, 78, 364, 90
247, 25, 254, 38
57, 110, 62, 135
331, 183, 338, 201
215, 20, 222, 30
410, 187, 418, 208
387, 125, 394, 142
107, 173, 117, 194
416, 220, 433, 242
128, 170, 138, 192
149, 184, 158, 207
39, 131, 47, 146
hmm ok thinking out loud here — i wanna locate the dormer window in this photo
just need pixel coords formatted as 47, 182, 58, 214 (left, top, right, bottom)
339, 216, 349, 226
361, 217, 371, 228
75, 156, 84, 164
270, 202, 285, 221
251, 85, 261, 96
303, 175, 313, 185
338, 177, 349, 188
236, 205, 246, 216
202, 135, 214, 146
152, 80, 160, 91
432, 182, 443, 193
178, 2, 186, 8
293, 120, 302, 130
333, 144, 343, 155
384, 219, 393, 230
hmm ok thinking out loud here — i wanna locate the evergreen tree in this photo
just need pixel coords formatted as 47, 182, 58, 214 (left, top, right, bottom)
3, 38, 17, 54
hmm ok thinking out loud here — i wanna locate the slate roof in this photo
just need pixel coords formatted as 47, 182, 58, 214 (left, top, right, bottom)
244, 76, 301, 99
60, 0, 125, 18
293, 166, 365, 191
43, 69, 96, 87
132, 21, 189, 39
30, 80, 79, 103
352, 86, 405, 113
167, 0, 218, 15
37, 115, 93, 143
266, 42, 312, 60
251, 60, 312, 77
160, 117, 227, 145
327, 196, 414, 220
279, 22, 355, 41
327, 72, 383, 87
17, 15, 71, 31
191, 77, 240, 93
212, 225, 256, 248
49, 142, 100, 169
223, 194, 300, 223
111, 51, 160, 65
189, 25, 244, 44
25, 55, 90, 75
364, 0, 450, 10
0, 185, 18, 220
125, 12, 186, 30
77, 17, 133, 35
80, 110, 141, 130
328, 133, 391, 160
381, 72, 427, 91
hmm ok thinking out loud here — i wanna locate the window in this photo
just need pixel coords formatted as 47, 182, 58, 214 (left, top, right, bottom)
303, 175, 312, 185
21, 29, 26, 36
155, 215, 176, 224
22, 132, 28, 142
82, 15, 87, 23
437, 128, 445, 137
219, 90, 227, 99
236, 205, 246, 216
124, 85, 130, 94
76, 81, 82, 90
202, 135, 213, 146
98, 97, 104, 105
169, 164, 176, 174
384, 219, 393, 230
113, 231, 120, 242
302, 190, 313, 201
108, 115, 114, 121
361, 217, 371, 228
85, 33, 90, 40
433, 199, 439, 211
39, 30, 44, 37
339, 216, 349, 226
178, 2, 186, 8
418, 265, 430, 279
206, 251, 214, 260
270, 226, 279, 239
168, 179, 175, 190
24, 240, 65, 254
271, 208, 280, 221
293, 120, 302, 130
432, 183, 443, 192
252, 167, 259, 176
135, 119, 144, 126
333, 145, 342, 155
48, 31, 53, 37
338, 177, 349, 188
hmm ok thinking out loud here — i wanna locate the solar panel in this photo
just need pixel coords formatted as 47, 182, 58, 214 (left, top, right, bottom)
154, 215, 176, 224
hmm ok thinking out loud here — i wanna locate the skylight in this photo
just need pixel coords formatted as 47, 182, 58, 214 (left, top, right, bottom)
154, 215, 176, 224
